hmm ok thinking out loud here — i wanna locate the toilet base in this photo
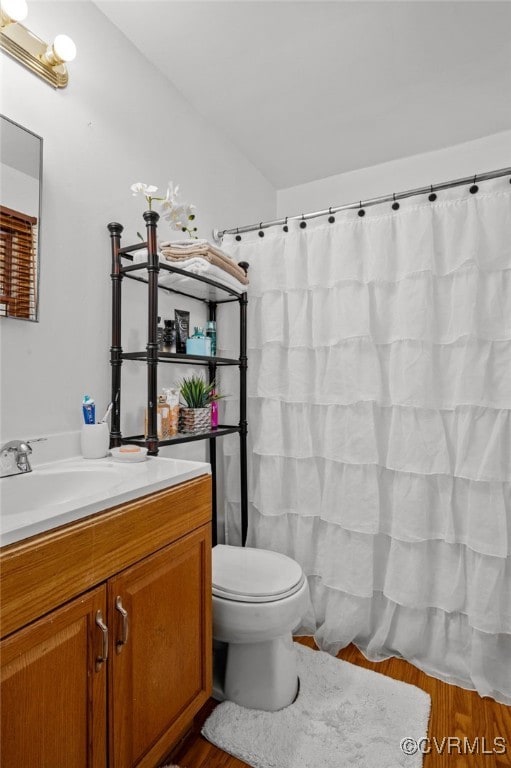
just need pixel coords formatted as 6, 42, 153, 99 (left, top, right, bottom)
212, 640, 228, 702
216, 634, 299, 711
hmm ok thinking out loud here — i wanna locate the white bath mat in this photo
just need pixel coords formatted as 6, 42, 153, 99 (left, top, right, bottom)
203, 643, 431, 768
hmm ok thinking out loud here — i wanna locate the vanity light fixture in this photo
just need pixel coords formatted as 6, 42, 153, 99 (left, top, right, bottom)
0, 0, 76, 88
0, 0, 27, 27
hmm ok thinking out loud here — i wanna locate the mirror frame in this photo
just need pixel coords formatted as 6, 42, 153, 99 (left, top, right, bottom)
0, 114, 43, 322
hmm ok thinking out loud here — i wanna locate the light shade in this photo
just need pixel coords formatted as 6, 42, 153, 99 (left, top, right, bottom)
53, 34, 76, 63
0, 0, 28, 24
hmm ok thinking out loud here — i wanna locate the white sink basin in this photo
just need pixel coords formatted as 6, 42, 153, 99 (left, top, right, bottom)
0, 456, 210, 546
2, 465, 123, 514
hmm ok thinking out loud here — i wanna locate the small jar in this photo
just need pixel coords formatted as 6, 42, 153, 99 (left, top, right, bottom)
186, 327, 211, 356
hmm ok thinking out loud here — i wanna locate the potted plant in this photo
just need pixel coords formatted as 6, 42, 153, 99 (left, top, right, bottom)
178, 375, 222, 434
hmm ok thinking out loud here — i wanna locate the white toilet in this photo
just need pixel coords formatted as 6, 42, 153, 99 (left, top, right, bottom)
212, 544, 310, 711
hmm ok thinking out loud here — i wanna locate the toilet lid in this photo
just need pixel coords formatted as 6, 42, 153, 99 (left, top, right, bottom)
212, 545, 305, 603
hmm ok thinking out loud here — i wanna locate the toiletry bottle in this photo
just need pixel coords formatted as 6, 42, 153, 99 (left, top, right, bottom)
162, 319, 176, 353
163, 387, 180, 435
158, 394, 171, 439
157, 316, 164, 350
175, 309, 190, 354
144, 394, 171, 439
211, 392, 219, 429
206, 320, 217, 356
82, 395, 96, 424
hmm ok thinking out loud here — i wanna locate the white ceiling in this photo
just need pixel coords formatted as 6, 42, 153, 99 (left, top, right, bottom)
96, 1, 511, 189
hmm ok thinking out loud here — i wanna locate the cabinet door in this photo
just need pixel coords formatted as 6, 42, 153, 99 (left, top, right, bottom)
1, 585, 107, 768
109, 524, 212, 768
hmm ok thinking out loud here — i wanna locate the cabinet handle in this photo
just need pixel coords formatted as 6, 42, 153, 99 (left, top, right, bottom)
95, 610, 108, 671
115, 596, 129, 652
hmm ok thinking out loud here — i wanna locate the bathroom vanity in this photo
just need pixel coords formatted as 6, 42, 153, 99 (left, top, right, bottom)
0, 468, 212, 768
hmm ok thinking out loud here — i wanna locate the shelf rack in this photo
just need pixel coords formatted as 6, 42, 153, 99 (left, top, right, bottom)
108, 211, 248, 546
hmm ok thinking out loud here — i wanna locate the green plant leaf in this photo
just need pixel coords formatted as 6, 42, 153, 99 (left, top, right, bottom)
179, 374, 221, 408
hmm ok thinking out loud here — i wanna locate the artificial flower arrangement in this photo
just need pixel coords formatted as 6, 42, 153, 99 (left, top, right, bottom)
131, 181, 197, 238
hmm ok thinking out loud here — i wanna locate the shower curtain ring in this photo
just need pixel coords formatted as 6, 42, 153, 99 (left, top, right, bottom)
283, 216, 289, 232
428, 184, 437, 202
358, 201, 365, 217
392, 193, 400, 211
470, 174, 479, 194
235, 227, 241, 241
258, 222, 265, 237
300, 214, 307, 229
328, 207, 335, 223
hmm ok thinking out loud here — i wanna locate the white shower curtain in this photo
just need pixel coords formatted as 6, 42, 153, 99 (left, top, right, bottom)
221, 175, 511, 705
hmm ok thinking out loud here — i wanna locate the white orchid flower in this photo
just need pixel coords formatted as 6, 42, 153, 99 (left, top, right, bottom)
160, 197, 176, 216
160, 181, 179, 208
167, 181, 180, 200
130, 180, 196, 236
160, 205, 178, 223
130, 182, 158, 197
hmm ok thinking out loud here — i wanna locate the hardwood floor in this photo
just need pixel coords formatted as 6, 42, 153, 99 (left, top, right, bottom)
170, 638, 511, 768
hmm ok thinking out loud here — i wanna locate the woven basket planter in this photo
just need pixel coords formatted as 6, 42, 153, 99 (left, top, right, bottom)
179, 405, 211, 434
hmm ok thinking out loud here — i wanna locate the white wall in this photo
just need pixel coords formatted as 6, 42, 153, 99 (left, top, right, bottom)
0, 1, 275, 462
277, 130, 511, 216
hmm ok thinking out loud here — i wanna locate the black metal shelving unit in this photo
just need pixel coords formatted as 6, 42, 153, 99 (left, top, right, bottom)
108, 211, 248, 546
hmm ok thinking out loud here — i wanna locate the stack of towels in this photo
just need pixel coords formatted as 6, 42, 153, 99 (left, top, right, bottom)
159, 239, 249, 293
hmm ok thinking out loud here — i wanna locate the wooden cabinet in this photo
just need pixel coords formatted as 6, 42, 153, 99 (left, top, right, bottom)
109, 527, 211, 768
1, 586, 107, 768
0, 475, 212, 768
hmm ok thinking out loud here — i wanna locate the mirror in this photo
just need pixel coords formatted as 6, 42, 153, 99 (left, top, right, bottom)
0, 115, 42, 322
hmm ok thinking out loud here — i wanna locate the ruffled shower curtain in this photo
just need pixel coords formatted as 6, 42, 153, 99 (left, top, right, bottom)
221, 175, 511, 705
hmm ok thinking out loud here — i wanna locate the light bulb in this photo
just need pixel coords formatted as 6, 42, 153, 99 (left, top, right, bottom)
0, 0, 28, 25
52, 34, 76, 63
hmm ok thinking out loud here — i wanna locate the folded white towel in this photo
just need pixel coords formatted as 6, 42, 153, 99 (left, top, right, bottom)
163, 257, 247, 292
132, 252, 247, 294
160, 238, 209, 248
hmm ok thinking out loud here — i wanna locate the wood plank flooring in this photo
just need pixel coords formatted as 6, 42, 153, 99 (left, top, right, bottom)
170, 638, 511, 768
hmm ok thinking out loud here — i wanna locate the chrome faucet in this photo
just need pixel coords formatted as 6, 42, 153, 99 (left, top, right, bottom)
0, 439, 45, 478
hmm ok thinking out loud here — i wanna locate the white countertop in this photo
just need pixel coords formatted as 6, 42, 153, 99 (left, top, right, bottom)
0, 455, 211, 547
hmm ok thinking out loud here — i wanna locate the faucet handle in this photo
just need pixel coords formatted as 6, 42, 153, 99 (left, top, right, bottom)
27, 438, 47, 447
0, 439, 39, 476
1, 439, 30, 453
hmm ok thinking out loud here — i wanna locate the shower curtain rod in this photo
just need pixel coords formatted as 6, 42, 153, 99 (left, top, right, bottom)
214, 166, 511, 240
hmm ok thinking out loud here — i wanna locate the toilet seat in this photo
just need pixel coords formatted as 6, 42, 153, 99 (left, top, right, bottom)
213, 544, 305, 603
